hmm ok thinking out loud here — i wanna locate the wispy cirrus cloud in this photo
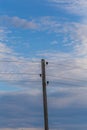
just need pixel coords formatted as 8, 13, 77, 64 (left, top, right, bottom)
48, 0, 87, 16
0, 39, 87, 108
0, 13, 87, 110
0, 19, 87, 129
38, 16, 87, 56
1, 15, 87, 83
0, 16, 38, 29
1, 15, 87, 57
0, 41, 41, 89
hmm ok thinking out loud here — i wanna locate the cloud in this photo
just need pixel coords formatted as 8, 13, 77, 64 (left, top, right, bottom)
48, 87, 87, 108
47, 0, 87, 57
0, 13, 87, 129
1, 16, 38, 29
0, 16, 87, 91
1, 40, 87, 128
0, 28, 8, 42
1, 15, 87, 57
37, 17, 87, 56
0, 42, 13, 54
72, 23, 87, 56
0, 2, 87, 129
1, 88, 87, 129
0, 89, 87, 129
0, 41, 41, 89
0, 92, 43, 128
0, 129, 43, 130
51, 40, 58, 45
49, 0, 87, 16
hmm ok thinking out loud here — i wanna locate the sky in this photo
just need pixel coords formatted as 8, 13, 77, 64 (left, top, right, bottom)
0, 0, 87, 130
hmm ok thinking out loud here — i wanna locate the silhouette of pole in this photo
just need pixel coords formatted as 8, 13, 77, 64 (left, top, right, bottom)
41, 59, 49, 130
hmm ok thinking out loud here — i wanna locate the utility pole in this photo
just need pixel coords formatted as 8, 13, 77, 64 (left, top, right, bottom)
41, 59, 49, 130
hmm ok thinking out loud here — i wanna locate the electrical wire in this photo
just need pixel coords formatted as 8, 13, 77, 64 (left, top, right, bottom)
0, 73, 86, 83
46, 75, 87, 83
0, 72, 40, 76
48, 63, 87, 71
0, 59, 87, 85
49, 80, 81, 87
0, 79, 41, 83
0, 60, 40, 64
49, 57, 87, 64
50, 83, 87, 89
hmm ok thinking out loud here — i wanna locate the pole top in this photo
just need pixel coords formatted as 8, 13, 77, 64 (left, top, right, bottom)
41, 59, 45, 61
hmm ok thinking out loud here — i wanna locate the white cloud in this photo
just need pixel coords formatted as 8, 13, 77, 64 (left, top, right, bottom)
51, 40, 58, 45
0, 42, 41, 90
1, 40, 87, 108
0, 16, 87, 88
49, 0, 87, 16
72, 23, 87, 56
48, 87, 87, 108
0, 2, 87, 128
0, 42, 13, 54
1, 15, 87, 57
1, 16, 38, 29
0, 28, 7, 42
33, 16, 87, 56
0, 14, 87, 109
40, 18, 87, 56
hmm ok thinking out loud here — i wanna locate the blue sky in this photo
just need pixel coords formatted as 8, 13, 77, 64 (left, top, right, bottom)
0, 0, 87, 130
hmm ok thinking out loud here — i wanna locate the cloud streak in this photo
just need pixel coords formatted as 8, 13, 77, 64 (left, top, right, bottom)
0, 41, 41, 90
0, 1, 87, 129
49, 0, 87, 16
1, 16, 38, 29
1, 15, 87, 57
0, 91, 43, 128
0, 39, 87, 111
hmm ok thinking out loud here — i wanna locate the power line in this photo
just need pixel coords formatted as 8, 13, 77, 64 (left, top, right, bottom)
0, 69, 86, 83
0, 60, 40, 64
46, 75, 87, 83
49, 81, 81, 87
48, 63, 87, 71
0, 68, 86, 83
0, 72, 39, 76
0, 79, 41, 82
49, 57, 87, 63
50, 84, 87, 89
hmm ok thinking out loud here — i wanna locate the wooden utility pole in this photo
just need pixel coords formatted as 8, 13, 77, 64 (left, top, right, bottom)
41, 59, 49, 130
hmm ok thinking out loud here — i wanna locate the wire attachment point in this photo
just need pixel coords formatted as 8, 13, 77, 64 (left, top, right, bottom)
46, 62, 48, 65
47, 81, 49, 85
40, 74, 42, 77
